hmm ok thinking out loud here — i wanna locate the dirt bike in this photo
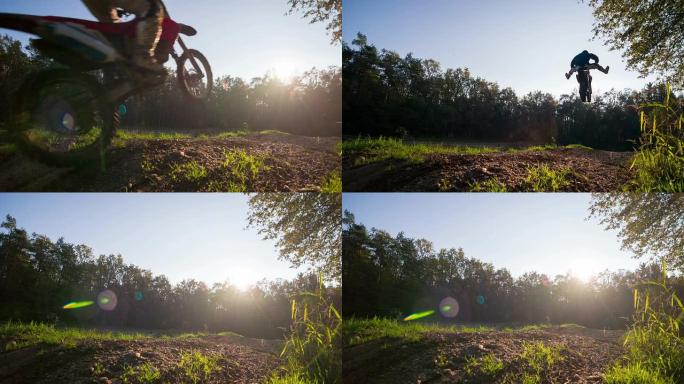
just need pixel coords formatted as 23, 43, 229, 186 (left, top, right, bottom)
576, 66, 593, 103
0, 2, 213, 164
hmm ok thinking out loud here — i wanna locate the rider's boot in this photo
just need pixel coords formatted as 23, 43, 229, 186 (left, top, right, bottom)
132, 16, 165, 76
565, 72, 571, 80
603, 66, 610, 74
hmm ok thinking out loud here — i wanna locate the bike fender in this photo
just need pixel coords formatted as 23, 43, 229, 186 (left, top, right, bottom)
40, 22, 123, 63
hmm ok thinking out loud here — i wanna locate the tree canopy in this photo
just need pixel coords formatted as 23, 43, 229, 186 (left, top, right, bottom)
288, 0, 342, 44
247, 193, 342, 284
590, 193, 684, 272
586, 0, 684, 86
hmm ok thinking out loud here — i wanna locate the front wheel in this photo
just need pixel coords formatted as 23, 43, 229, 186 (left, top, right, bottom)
11, 69, 116, 165
177, 49, 213, 101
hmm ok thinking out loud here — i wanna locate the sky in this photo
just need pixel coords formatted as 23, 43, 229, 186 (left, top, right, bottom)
344, 0, 657, 98
0, 0, 340, 81
0, 193, 305, 289
343, 193, 640, 281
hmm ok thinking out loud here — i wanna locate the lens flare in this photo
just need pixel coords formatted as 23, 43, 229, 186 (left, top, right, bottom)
134, 291, 144, 301
97, 289, 118, 311
61, 113, 75, 132
403, 310, 435, 321
440, 297, 460, 318
476, 295, 486, 305
63, 301, 94, 310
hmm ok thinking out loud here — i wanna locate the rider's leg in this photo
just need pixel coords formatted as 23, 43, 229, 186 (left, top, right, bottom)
565, 66, 578, 79
586, 63, 610, 74
81, 0, 119, 23
112, 0, 164, 72
82, 0, 164, 73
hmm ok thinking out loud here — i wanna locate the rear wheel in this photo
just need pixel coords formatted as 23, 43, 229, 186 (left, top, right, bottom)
177, 49, 213, 101
11, 69, 115, 165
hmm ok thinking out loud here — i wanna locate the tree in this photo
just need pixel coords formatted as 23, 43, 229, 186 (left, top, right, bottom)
589, 193, 684, 271
287, 0, 342, 44
247, 193, 341, 283
585, 0, 684, 85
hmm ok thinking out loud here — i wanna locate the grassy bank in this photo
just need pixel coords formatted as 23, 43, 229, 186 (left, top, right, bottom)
1, 321, 148, 351
343, 137, 592, 166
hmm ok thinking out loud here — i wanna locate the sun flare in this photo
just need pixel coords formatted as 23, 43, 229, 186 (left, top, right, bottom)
228, 267, 262, 291
269, 58, 302, 81
568, 258, 601, 282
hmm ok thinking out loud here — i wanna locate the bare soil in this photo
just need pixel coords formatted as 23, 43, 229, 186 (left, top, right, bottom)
343, 148, 633, 192
0, 334, 282, 384
0, 133, 340, 192
343, 326, 626, 384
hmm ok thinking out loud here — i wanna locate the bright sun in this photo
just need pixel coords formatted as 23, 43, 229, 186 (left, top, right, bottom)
270, 58, 302, 81
568, 258, 601, 282
228, 267, 261, 291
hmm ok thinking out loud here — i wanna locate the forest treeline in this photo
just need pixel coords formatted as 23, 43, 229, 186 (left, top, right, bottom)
0, 216, 341, 338
0, 35, 341, 137
343, 33, 680, 151
342, 212, 684, 329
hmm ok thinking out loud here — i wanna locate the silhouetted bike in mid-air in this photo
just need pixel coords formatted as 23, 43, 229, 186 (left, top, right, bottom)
575, 65, 593, 103
0, 1, 213, 163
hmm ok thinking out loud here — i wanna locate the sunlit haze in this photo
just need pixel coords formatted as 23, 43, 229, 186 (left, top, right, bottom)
1, 0, 340, 80
343, 193, 640, 281
344, 0, 658, 97
0, 193, 305, 289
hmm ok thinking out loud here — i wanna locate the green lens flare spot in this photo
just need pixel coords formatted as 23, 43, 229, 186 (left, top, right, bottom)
118, 104, 128, 116
100, 297, 110, 304
403, 310, 435, 321
63, 301, 94, 310
442, 305, 452, 311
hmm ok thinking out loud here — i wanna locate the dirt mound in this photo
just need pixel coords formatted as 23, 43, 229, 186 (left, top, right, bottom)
343, 327, 625, 384
0, 134, 340, 192
343, 148, 633, 192
0, 335, 282, 384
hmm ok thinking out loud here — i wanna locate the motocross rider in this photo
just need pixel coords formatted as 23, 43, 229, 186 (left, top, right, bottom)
81, 0, 165, 74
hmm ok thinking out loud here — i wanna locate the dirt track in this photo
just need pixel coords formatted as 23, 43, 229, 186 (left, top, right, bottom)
344, 326, 625, 384
343, 148, 633, 192
0, 334, 282, 384
0, 133, 340, 192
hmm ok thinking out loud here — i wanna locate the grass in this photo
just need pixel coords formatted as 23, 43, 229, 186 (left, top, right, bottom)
604, 362, 674, 384
120, 362, 161, 384
469, 177, 508, 192
629, 84, 684, 192
1, 321, 147, 351
464, 353, 505, 380
177, 350, 221, 384
209, 149, 268, 192
343, 137, 499, 165
170, 160, 208, 183
343, 318, 586, 347
343, 318, 501, 347
604, 262, 684, 383
343, 136, 595, 166
520, 341, 563, 376
320, 170, 342, 192
0, 143, 17, 155
269, 276, 341, 384
523, 164, 573, 191
114, 129, 290, 143
114, 130, 192, 143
